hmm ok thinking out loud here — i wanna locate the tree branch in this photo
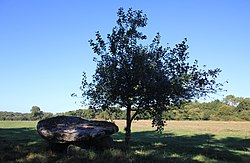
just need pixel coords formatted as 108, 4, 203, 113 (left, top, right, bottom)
131, 110, 139, 121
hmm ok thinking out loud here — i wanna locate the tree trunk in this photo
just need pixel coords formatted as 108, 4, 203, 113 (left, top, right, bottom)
125, 104, 132, 144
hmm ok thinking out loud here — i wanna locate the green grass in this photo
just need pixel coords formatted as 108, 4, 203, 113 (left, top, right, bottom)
0, 121, 37, 128
0, 120, 249, 162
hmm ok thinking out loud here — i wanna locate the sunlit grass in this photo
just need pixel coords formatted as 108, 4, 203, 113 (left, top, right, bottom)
0, 121, 37, 128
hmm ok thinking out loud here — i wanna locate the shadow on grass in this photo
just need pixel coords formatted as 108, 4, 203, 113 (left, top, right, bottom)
112, 131, 250, 162
0, 128, 249, 162
0, 128, 49, 162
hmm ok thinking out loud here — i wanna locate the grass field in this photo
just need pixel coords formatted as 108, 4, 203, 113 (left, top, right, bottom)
0, 120, 249, 162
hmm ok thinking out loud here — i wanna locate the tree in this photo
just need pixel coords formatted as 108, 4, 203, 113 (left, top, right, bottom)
79, 8, 224, 143
223, 95, 242, 106
237, 98, 250, 112
82, 108, 96, 119
30, 106, 43, 120
42, 112, 53, 120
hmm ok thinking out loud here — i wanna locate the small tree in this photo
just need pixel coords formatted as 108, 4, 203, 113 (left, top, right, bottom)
30, 106, 43, 120
79, 8, 224, 143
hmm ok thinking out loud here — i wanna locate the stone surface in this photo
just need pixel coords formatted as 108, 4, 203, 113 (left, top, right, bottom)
67, 144, 87, 156
37, 116, 119, 144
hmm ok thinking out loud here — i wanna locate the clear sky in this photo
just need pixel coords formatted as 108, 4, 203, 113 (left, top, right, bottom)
0, 0, 249, 113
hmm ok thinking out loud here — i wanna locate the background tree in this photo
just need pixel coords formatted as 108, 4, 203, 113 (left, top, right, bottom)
237, 98, 250, 112
223, 95, 242, 106
79, 8, 224, 143
42, 112, 53, 120
30, 106, 43, 120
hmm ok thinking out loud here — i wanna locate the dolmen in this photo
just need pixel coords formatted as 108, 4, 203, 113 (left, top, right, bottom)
37, 116, 119, 150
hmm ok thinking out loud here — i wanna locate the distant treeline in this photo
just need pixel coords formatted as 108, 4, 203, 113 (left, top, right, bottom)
1, 95, 249, 121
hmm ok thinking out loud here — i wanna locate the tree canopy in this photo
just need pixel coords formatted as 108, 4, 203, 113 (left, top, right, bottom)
79, 8, 224, 143
30, 106, 43, 120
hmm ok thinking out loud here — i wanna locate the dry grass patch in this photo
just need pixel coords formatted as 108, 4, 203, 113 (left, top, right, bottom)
166, 121, 250, 136
114, 120, 250, 137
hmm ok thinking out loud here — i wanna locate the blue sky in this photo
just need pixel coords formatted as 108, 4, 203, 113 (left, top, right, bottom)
0, 0, 249, 113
